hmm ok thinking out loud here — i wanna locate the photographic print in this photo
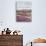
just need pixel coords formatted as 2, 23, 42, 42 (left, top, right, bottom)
16, 1, 32, 22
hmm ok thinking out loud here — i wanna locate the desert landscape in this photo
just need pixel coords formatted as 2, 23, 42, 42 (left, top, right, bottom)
16, 9, 32, 22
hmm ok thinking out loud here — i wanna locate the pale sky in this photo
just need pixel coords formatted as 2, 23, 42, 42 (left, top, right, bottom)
16, 1, 32, 10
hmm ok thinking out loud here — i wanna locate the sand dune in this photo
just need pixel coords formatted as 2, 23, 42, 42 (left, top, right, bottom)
32, 38, 46, 43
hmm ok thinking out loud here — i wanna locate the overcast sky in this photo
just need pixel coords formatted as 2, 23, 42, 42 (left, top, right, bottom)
16, 1, 32, 10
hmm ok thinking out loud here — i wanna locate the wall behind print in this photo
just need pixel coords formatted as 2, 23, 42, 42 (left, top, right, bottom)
32, 0, 46, 39
0, 0, 32, 45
